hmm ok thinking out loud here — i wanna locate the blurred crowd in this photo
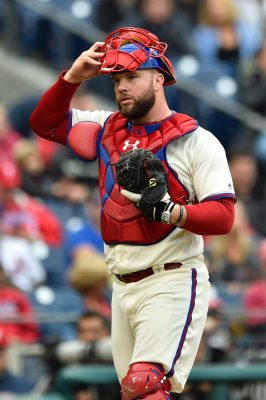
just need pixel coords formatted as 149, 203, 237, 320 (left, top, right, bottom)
1, 0, 266, 399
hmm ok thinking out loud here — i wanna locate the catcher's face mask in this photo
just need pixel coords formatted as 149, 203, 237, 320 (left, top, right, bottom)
100, 27, 176, 86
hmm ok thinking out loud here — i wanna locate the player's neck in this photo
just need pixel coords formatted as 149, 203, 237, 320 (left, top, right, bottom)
132, 102, 172, 125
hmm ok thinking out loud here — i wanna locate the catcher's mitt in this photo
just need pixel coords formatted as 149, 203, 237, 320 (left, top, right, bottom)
113, 149, 175, 223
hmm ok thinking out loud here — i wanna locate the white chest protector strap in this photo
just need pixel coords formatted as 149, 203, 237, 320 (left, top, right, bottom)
67, 121, 102, 161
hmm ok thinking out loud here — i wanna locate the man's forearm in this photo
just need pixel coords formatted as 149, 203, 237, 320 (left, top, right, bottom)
30, 72, 80, 144
171, 198, 235, 235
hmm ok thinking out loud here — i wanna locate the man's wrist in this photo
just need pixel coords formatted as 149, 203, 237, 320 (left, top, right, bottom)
63, 70, 83, 84
170, 204, 187, 226
158, 200, 175, 224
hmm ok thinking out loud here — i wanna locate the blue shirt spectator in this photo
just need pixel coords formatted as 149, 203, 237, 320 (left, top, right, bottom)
0, 370, 34, 394
192, 0, 262, 78
65, 190, 104, 266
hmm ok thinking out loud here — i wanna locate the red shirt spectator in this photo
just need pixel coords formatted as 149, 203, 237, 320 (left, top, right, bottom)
0, 267, 40, 344
244, 239, 266, 328
0, 162, 62, 247
0, 105, 22, 165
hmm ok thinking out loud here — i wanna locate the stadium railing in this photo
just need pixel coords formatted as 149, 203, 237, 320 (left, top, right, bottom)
52, 363, 266, 400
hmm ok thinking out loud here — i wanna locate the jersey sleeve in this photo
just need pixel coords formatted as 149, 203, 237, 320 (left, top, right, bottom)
30, 71, 113, 145
189, 127, 235, 202
166, 126, 235, 203
71, 109, 113, 128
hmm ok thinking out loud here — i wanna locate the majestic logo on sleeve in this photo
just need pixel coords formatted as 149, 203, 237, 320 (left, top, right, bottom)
122, 139, 140, 151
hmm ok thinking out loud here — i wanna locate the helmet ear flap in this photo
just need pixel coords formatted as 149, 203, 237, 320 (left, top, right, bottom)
160, 56, 176, 86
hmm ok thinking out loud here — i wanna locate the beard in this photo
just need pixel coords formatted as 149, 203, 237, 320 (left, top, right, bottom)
117, 83, 156, 120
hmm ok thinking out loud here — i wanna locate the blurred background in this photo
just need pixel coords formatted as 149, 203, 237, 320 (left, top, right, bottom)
1, 0, 266, 399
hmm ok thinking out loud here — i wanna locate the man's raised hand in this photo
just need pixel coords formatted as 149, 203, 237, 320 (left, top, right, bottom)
64, 42, 105, 84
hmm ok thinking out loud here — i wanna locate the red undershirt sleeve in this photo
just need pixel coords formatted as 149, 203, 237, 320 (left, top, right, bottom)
182, 198, 235, 235
29, 72, 80, 145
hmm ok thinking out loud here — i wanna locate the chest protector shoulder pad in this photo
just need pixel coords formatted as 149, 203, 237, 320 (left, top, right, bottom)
67, 121, 102, 161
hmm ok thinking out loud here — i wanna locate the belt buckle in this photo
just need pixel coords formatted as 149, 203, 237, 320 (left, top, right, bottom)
152, 265, 164, 274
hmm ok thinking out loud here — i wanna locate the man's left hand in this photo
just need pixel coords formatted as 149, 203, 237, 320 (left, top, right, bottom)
121, 189, 175, 224
114, 149, 175, 223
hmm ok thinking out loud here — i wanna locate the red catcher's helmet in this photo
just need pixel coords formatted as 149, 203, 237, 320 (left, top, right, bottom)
100, 27, 176, 86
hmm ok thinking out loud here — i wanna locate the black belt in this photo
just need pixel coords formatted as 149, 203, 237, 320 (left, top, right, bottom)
115, 262, 182, 284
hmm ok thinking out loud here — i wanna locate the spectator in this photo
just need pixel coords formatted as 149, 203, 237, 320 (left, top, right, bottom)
77, 311, 110, 343
177, 0, 201, 25
239, 250, 266, 400
118, 0, 194, 59
235, 0, 266, 34
13, 138, 79, 202
237, 41, 266, 177
229, 151, 266, 236
15, 2, 62, 67
70, 87, 98, 111
204, 286, 230, 363
73, 311, 115, 400
205, 201, 261, 289
9, 94, 43, 138
48, 152, 94, 203
65, 188, 104, 266
48, 311, 116, 400
95, 0, 121, 33
54, 311, 112, 366
48, 150, 93, 205
69, 247, 111, 319
0, 330, 35, 395
0, 104, 22, 165
74, 389, 97, 400
5, 94, 61, 167
192, 0, 262, 78
0, 266, 40, 344
95, 0, 137, 32
238, 41, 266, 116
0, 229, 46, 292
243, 239, 266, 342
191, 0, 263, 150
0, 162, 63, 247
13, 139, 55, 199
0, 160, 21, 193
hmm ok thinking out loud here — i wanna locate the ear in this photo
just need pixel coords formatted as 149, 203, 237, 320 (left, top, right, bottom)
153, 72, 165, 91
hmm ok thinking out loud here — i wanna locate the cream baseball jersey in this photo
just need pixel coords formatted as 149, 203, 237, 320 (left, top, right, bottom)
71, 109, 235, 274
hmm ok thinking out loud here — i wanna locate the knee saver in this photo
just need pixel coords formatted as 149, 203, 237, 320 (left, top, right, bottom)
144, 391, 172, 400
121, 362, 172, 400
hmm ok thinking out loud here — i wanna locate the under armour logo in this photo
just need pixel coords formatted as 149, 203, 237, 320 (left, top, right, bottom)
122, 140, 140, 151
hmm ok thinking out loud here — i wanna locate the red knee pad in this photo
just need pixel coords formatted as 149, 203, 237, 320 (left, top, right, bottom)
121, 362, 172, 400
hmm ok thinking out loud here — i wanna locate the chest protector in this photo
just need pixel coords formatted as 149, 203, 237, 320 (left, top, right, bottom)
99, 112, 198, 245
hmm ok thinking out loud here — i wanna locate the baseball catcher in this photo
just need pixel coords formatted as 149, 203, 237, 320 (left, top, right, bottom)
30, 25, 236, 400
113, 148, 175, 224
